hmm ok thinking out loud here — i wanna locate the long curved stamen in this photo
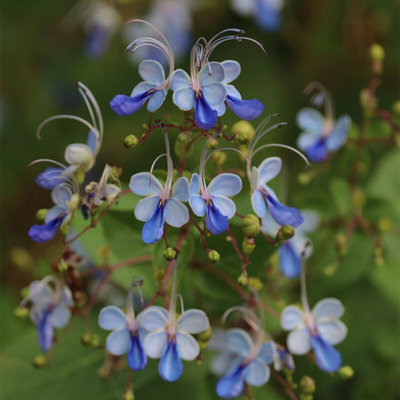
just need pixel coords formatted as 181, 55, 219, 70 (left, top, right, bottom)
303, 81, 335, 122
204, 147, 249, 165
149, 153, 168, 180
161, 125, 174, 196
249, 121, 288, 157
300, 248, 311, 314
126, 276, 144, 331
20, 276, 59, 307
199, 145, 209, 193
251, 143, 311, 167
248, 113, 281, 152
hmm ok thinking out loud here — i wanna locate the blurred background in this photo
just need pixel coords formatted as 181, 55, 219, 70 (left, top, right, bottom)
1, 0, 399, 399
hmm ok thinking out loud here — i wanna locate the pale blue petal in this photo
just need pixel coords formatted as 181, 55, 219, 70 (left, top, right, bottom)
260, 213, 279, 236
143, 329, 167, 358
159, 340, 183, 382
189, 173, 201, 194
137, 306, 168, 331
61, 286, 73, 307
173, 87, 194, 111
245, 360, 269, 386
312, 298, 345, 322
299, 210, 319, 233
225, 84, 241, 99
257, 157, 282, 185
311, 335, 342, 372
287, 327, 311, 355
176, 331, 200, 360
189, 194, 206, 217
29, 281, 52, 308
279, 241, 302, 278
221, 60, 241, 83
297, 131, 321, 151
226, 329, 252, 358
177, 309, 209, 334
99, 306, 127, 330
258, 341, 275, 364
251, 190, 267, 218
45, 206, 65, 224
165, 198, 189, 228
211, 195, 236, 219
134, 196, 160, 222
208, 173, 242, 196
172, 177, 190, 202
212, 102, 226, 116
317, 321, 347, 345
199, 62, 225, 85
326, 115, 351, 151
202, 82, 227, 107
171, 69, 191, 90
296, 108, 324, 133
86, 130, 98, 154
49, 305, 70, 328
129, 172, 163, 196
281, 305, 305, 330
51, 186, 72, 207
131, 81, 155, 97
138, 60, 165, 85
106, 328, 131, 355
147, 89, 167, 112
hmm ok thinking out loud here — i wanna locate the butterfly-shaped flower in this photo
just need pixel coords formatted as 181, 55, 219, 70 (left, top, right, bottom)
27, 278, 73, 352
281, 298, 347, 372
138, 306, 210, 382
261, 210, 319, 278
98, 305, 147, 371
213, 60, 264, 121
29, 185, 79, 243
271, 342, 295, 371
250, 156, 303, 227
189, 172, 242, 234
215, 329, 275, 399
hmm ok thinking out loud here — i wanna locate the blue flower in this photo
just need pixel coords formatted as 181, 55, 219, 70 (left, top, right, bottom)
28, 279, 73, 352
110, 60, 168, 116
212, 60, 264, 120
250, 157, 303, 227
261, 210, 319, 278
281, 298, 347, 373
171, 62, 227, 129
215, 329, 275, 399
189, 172, 242, 234
35, 167, 66, 190
130, 173, 189, 244
296, 108, 351, 162
98, 306, 147, 371
272, 342, 295, 371
138, 306, 210, 382
29, 185, 79, 243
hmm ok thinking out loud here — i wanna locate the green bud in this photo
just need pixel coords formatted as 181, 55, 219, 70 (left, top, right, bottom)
392, 100, 400, 118
352, 188, 365, 214
206, 137, 218, 149
122, 386, 135, 400
335, 234, 348, 258
75, 170, 85, 185
20, 286, 30, 298
208, 250, 220, 263
338, 365, 355, 379
360, 89, 377, 115
198, 340, 209, 351
124, 134, 139, 148
369, 44, 385, 62
323, 261, 339, 277
154, 267, 165, 283
98, 366, 109, 379
60, 223, 70, 235
231, 121, 255, 141
32, 354, 47, 368
177, 132, 188, 143
197, 327, 213, 341
300, 395, 313, 400
14, 306, 29, 318
235, 132, 250, 145
212, 151, 227, 165
298, 172, 312, 185
58, 259, 68, 272
248, 277, 263, 292
81, 333, 93, 347
74, 291, 87, 309
374, 246, 384, 267
90, 334, 101, 347
36, 208, 48, 221
276, 225, 295, 242
111, 166, 123, 178
163, 247, 176, 261
377, 217, 392, 233
174, 139, 193, 158
241, 214, 260, 237
299, 376, 316, 395
237, 271, 248, 286
242, 238, 256, 255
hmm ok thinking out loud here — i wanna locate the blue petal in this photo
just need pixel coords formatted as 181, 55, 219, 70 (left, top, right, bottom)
172, 177, 190, 202
189, 194, 206, 217
106, 328, 131, 355
208, 173, 242, 197
158, 339, 183, 382
164, 198, 189, 228
265, 193, 303, 228
138, 60, 165, 86
86, 130, 98, 154
311, 334, 342, 373
257, 341, 275, 364
245, 359, 269, 386
110, 92, 151, 116
326, 115, 351, 152
296, 108, 324, 133
98, 306, 127, 331
171, 69, 191, 91
142, 202, 165, 244
134, 196, 160, 222
29, 216, 64, 243
189, 173, 201, 194
35, 167, 65, 189
279, 241, 302, 278
211, 195, 236, 219
37, 309, 53, 352
147, 89, 167, 112
202, 82, 227, 107
206, 203, 229, 235
194, 93, 218, 130
305, 138, 328, 162
226, 95, 265, 120
251, 190, 267, 218
127, 333, 148, 371
129, 172, 163, 196
221, 60, 241, 84
255, 0, 281, 31
216, 364, 246, 399
199, 62, 225, 85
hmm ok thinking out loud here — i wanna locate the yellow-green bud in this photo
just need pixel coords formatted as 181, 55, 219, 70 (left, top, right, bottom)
36, 208, 48, 221
122, 386, 134, 400
360, 89, 377, 114
98, 366, 109, 379
74, 291, 87, 309
235, 131, 251, 145
231, 121, 255, 141
197, 327, 213, 341
335, 234, 348, 258
392, 100, 400, 118
212, 151, 227, 166
163, 247, 176, 261
237, 271, 248, 286
374, 246, 384, 267
377, 217, 392, 233
298, 172, 312, 185
81, 333, 93, 347
111, 166, 123, 178
338, 365, 355, 379
276, 225, 295, 242
20, 286, 30, 298
352, 188, 365, 214
242, 238, 256, 255
208, 250, 220, 263
206, 137, 218, 149
14, 306, 29, 318
299, 376, 316, 395
58, 259, 68, 272
323, 261, 339, 277
369, 44, 385, 62
97, 245, 111, 261
32, 354, 47, 368
75, 170, 85, 186
124, 134, 139, 148
60, 223, 70, 235
90, 334, 101, 347
154, 267, 165, 283
178, 132, 188, 143
248, 277, 263, 292
198, 340, 209, 351
300, 395, 313, 400
241, 214, 260, 237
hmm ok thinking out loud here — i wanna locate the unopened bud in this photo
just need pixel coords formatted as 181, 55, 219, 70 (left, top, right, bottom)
392, 101, 400, 118
75, 170, 86, 185
231, 121, 255, 142
111, 166, 123, 178
212, 151, 227, 166
242, 238, 256, 255
124, 134, 138, 148
206, 137, 218, 149
338, 365, 355, 379
352, 188, 365, 214
360, 89, 377, 115
298, 172, 312, 185
122, 385, 134, 400
154, 267, 165, 283
58, 259, 68, 272
197, 327, 213, 341
335, 234, 348, 258
178, 132, 188, 143
60, 223, 70, 235
74, 291, 87, 309
276, 225, 295, 242
90, 334, 101, 347
241, 214, 260, 237
377, 217, 392, 233
208, 250, 220, 263
14, 306, 29, 318
299, 376, 316, 396
163, 247, 176, 261
81, 333, 93, 347
374, 246, 384, 267
237, 271, 248, 286
198, 340, 209, 351
36, 208, 48, 221
369, 44, 385, 62
97, 245, 111, 262
248, 277, 263, 292
32, 354, 47, 368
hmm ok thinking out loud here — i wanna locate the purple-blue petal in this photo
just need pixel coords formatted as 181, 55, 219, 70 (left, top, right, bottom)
311, 334, 342, 373
158, 339, 183, 382
35, 167, 66, 190
265, 195, 303, 228
255, 0, 281, 31
142, 201, 165, 244
127, 333, 147, 371
279, 241, 302, 278
85, 24, 110, 58
194, 93, 218, 130
29, 216, 64, 243
305, 138, 328, 162
205, 203, 229, 235
110, 92, 151, 116
38, 308, 54, 352
226, 95, 265, 120
216, 364, 247, 399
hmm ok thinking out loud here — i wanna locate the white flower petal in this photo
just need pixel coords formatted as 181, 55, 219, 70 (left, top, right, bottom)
208, 173, 242, 196
245, 360, 270, 386
64, 143, 94, 171
257, 157, 282, 185
106, 328, 131, 355
199, 62, 225, 85
137, 306, 168, 331
317, 320, 347, 345
296, 108, 324, 133
99, 306, 127, 330
165, 198, 189, 228
138, 60, 165, 85
129, 172, 163, 196
202, 82, 227, 107
281, 305, 305, 330
172, 177, 190, 202
177, 309, 209, 334
287, 327, 311, 355
173, 87, 194, 111
142, 329, 167, 358
134, 196, 160, 222
221, 60, 241, 83
147, 89, 167, 112
171, 69, 191, 91
189, 194, 206, 217
49, 305, 71, 328
176, 331, 200, 360
226, 328, 252, 358
51, 186, 72, 207
312, 298, 345, 322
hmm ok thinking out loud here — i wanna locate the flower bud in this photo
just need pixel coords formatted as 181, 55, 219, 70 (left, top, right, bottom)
111, 166, 123, 178
154, 267, 165, 283
299, 376, 316, 396
276, 225, 295, 242
377, 217, 392, 233
122, 385, 134, 400
81, 333, 93, 347
335, 234, 348, 258
369, 44, 385, 62
65, 143, 94, 171
90, 334, 101, 347
241, 214, 260, 237
68, 194, 80, 211
163, 247, 176, 261
36, 208, 48, 221
208, 250, 220, 263
177, 132, 188, 143
242, 238, 256, 255
123, 134, 139, 148
352, 188, 365, 214
298, 172, 312, 185
231, 121, 255, 143
198, 340, 209, 351
374, 246, 384, 267
196, 327, 213, 341
338, 365, 355, 379
60, 223, 70, 235
237, 271, 248, 286
206, 137, 218, 149
14, 306, 29, 318
212, 151, 227, 166
97, 245, 111, 262
58, 259, 68, 272
74, 290, 87, 309
392, 100, 400, 118
360, 89, 377, 115
248, 277, 263, 292
32, 354, 48, 368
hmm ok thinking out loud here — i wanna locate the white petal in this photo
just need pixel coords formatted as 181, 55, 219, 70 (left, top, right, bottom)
134, 196, 160, 222
297, 131, 320, 151
147, 89, 167, 112
189, 194, 206, 217
51, 186, 72, 207
177, 309, 209, 334
171, 69, 191, 90
312, 298, 345, 322
129, 172, 163, 196
257, 157, 282, 185
138, 60, 165, 85
245, 360, 270, 386
131, 81, 154, 97
173, 87, 194, 111
99, 306, 127, 330
199, 62, 225, 85
143, 329, 167, 358
64, 143, 94, 171
226, 329, 252, 357
137, 306, 168, 331
49, 305, 70, 328
298, 210, 320, 233
172, 177, 189, 202
29, 281, 52, 308
296, 108, 324, 133
317, 320, 347, 345
176, 331, 200, 360
211, 195, 236, 219
287, 327, 311, 355
202, 82, 227, 107
221, 60, 241, 83
106, 328, 131, 355
44, 206, 64, 224
260, 213, 279, 236
281, 306, 305, 330
225, 84, 242, 99
208, 173, 242, 196
165, 198, 189, 228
